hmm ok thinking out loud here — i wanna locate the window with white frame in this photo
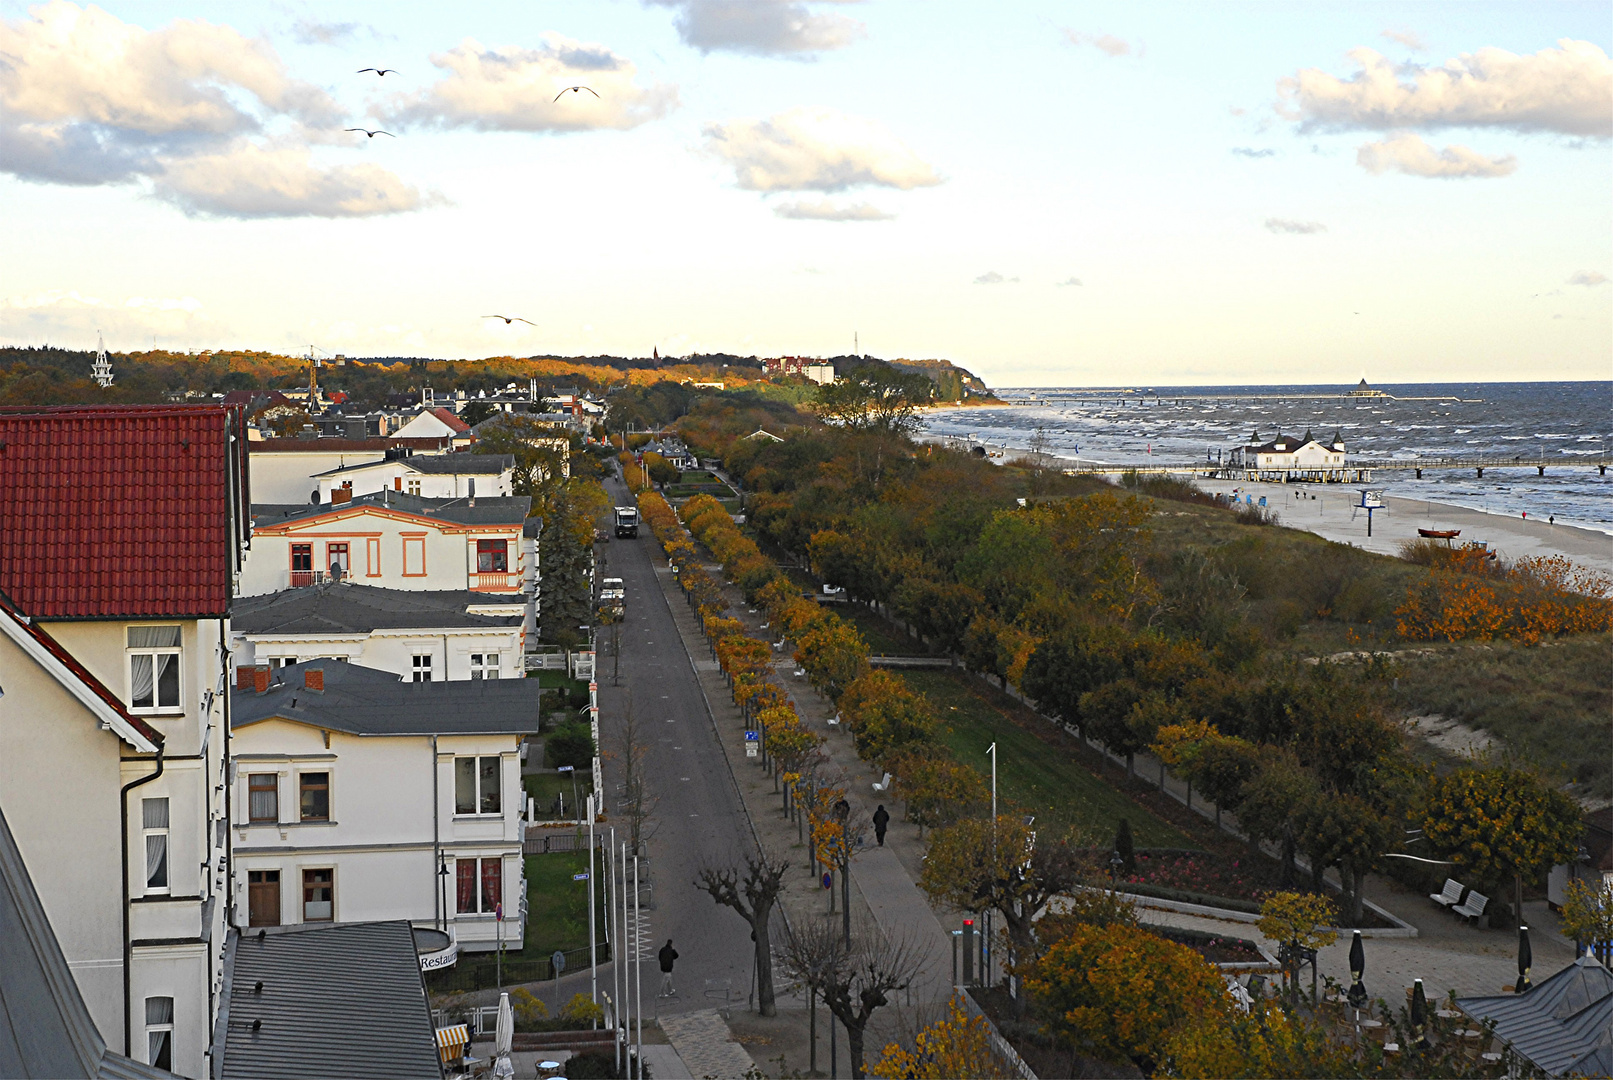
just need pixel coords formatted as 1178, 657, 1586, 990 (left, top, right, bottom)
145, 996, 174, 1070
128, 626, 181, 712
411, 653, 433, 682
248, 774, 278, 824
469, 653, 500, 680
142, 798, 169, 893
303, 868, 334, 921
406, 478, 422, 496
454, 756, 502, 815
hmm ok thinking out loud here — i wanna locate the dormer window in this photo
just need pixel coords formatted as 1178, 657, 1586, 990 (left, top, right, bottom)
128, 626, 181, 713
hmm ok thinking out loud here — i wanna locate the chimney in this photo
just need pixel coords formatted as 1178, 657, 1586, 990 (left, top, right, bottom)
331, 487, 352, 505
236, 665, 255, 690
253, 666, 271, 694
304, 668, 324, 692
468, 477, 476, 507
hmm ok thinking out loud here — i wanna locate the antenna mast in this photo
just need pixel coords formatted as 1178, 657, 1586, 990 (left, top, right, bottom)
91, 332, 114, 387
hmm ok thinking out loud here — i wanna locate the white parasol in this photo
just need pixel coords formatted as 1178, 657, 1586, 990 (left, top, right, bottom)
491, 992, 515, 1080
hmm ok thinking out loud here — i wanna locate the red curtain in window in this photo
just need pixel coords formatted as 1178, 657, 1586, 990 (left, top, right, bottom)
481, 858, 502, 916
456, 859, 476, 914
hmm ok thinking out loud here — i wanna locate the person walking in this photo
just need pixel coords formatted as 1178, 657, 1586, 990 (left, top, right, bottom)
657, 939, 679, 997
873, 805, 890, 846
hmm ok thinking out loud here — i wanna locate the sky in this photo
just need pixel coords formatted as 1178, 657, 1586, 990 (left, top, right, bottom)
1, 0, 1609, 387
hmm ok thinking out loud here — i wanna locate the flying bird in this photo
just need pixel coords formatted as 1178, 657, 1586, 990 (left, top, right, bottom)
482, 315, 536, 326
357, 68, 398, 76
554, 86, 601, 101
345, 128, 395, 138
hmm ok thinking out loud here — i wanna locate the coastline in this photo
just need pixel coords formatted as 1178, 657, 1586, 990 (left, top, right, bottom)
917, 435, 1613, 577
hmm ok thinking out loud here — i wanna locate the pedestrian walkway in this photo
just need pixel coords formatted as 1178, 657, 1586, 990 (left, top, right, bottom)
659, 1009, 756, 1079
640, 1043, 696, 1079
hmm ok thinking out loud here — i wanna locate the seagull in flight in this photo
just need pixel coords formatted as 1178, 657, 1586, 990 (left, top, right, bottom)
554, 85, 600, 102
345, 128, 395, 138
358, 68, 398, 76
483, 315, 536, 326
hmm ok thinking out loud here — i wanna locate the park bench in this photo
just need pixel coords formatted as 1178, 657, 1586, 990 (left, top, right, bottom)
1452, 891, 1489, 925
872, 773, 892, 794
1429, 878, 1467, 910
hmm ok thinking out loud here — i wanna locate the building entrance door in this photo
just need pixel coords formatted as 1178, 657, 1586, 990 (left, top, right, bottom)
248, 869, 281, 927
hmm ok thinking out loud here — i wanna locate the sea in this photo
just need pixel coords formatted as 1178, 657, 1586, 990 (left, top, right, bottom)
920, 381, 1613, 535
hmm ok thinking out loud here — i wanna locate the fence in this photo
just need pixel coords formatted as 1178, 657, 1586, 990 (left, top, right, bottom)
523, 830, 606, 855
424, 942, 610, 994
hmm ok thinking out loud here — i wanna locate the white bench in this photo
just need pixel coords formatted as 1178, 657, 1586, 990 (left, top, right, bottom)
1452, 891, 1489, 925
872, 773, 892, 793
1430, 879, 1466, 910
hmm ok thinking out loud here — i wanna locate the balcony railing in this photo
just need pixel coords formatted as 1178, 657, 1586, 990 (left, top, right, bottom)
290, 570, 330, 588
470, 572, 520, 591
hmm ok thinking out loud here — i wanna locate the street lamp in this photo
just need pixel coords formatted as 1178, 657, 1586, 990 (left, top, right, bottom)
1108, 849, 1124, 894
437, 854, 451, 932
834, 798, 851, 946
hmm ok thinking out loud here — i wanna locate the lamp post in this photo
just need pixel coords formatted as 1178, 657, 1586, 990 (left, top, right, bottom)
834, 798, 851, 946
437, 854, 450, 933
1108, 849, 1124, 895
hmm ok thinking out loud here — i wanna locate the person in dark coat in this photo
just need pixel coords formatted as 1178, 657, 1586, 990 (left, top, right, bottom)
658, 939, 679, 996
872, 804, 890, 846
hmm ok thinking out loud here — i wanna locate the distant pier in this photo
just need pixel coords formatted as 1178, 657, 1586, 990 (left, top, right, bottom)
1057, 454, 1612, 482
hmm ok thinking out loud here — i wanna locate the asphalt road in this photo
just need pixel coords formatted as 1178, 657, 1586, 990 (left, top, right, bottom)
593, 475, 759, 1019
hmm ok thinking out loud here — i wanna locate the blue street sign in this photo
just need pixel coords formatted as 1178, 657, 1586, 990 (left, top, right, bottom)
573, 872, 590, 881
744, 730, 759, 741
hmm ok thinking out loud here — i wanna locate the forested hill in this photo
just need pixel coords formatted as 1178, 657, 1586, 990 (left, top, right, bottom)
0, 345, 991, 408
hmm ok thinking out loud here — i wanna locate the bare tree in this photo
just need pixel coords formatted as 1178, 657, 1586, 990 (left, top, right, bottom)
694, 853, 790, 1017
783, 921, 929, 1079
612, 697, 658, 855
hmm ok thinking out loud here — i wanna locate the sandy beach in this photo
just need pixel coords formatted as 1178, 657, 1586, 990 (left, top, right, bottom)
1190, 477, 1613, 577
920, 436, 1613, 577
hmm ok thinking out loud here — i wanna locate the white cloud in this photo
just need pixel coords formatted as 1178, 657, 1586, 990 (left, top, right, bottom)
386, 35, 676, 133
703, 106, 942, 192
1279, 39, 1613, 136
1264, 218, 1327, 234
647, 1, 864, 57
155, 143, 434, 218
1568, 270, 1609, 286
974, 271, 1018, 284
1231, 147, 1276, 158
1356, 133, 1516, 178
292, 18, 369, 46
0, 1, 422, 219
1055, 277, 1083, 287
1380, 29, 1425, 51
772, 197, 892, 221
0, 288, 226, 347
1063, 30, 1135, 57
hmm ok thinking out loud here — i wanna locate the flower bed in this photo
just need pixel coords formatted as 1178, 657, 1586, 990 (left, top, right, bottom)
1119, 849, 1271, 902
1150, 925, 1269, 965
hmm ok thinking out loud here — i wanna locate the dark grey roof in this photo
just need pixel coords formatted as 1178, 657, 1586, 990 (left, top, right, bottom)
232, 584, 523, 636
232, 660, 540, 736
0, 804, 177, 1079
218, 921, 442, 1079
1458, 955, 1613, 1077
311, 452, 514, 479
251, 489, 531, 528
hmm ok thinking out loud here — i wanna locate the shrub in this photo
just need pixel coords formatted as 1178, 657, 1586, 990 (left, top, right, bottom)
546, 722, 596, 770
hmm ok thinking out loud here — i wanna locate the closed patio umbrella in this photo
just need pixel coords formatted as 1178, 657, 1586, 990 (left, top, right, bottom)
1346, 930, 1368, 1009
492, 991, 515, 1080
1411, 978, 1428, 1049
1516, 925, 1532, 993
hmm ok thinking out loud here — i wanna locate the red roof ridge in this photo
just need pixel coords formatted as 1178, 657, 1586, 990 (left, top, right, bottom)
429, 407, 471, 433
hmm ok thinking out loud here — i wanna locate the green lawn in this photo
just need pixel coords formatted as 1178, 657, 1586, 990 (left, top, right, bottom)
900, 669, 1193, 849
523, 852, 607, 955
523, 771, 591, 819
842, 606, 934, 656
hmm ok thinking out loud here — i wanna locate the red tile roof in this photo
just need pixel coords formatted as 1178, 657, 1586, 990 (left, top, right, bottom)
0, 405, 250, 618
430, 407, 471, 434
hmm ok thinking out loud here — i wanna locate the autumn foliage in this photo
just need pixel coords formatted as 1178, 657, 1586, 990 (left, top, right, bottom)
1394, 549, 1613, 645
870, 994, 1013, 1080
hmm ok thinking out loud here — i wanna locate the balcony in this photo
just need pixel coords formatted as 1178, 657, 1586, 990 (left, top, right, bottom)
470, 572, 520, 592
290, 570, 330, 588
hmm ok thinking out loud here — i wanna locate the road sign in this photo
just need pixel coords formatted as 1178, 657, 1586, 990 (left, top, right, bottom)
744, 730, 759, 740
552, 950, 566, 973
573, 872, 590, 881
746, 743, 758, 758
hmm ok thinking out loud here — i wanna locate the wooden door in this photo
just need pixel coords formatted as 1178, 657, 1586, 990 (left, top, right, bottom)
248, 870, 280, 927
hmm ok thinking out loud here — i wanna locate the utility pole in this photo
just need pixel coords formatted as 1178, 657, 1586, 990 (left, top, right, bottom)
588, 794, 598, 1010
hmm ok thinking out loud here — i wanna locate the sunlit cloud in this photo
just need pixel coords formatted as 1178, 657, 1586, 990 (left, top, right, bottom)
1568, 270, 1609, 286
1380, 29, 1425, 51
1356, 133, 1516, 178
1231, 147, 1276, 159
974, 271, 1018, 284
1054, 277, 1083, 287
1062, 30, 1136, 57
703, 106, 942, 192
1264, 218, 1327, 234
646, 0, 864, 57
772, 197, 893, 221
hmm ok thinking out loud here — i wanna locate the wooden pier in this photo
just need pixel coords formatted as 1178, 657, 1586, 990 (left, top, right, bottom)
1060, 455, 1612, 482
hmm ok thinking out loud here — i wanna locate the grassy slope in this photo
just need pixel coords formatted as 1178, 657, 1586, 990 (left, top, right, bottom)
522, 852, 606, 955
900, 668, 1191, 848
1391, 635, 1613, 798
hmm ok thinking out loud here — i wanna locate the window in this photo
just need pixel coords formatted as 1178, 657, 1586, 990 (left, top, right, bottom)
302, 868, 333, 921
145, 997, 174, 1070
469, 653, 500, 680
248, 869, 280, 927
411, 654, 433, 683
406, 478, 422, 496
248, 775, 278, 824
454, 756, 501, 815
128, 627, 181, 712
298, 773, 329, 822
326, 542, 349, 578
290, 544, 313, 572
142, 798, 169, 893
455, 857, 502, 914
366, 537, 381, 576
476, 539, 509, 573
402, 536, 425, 575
